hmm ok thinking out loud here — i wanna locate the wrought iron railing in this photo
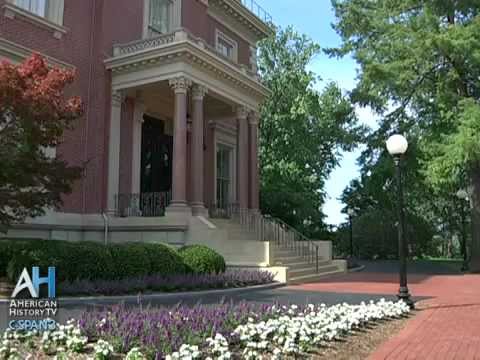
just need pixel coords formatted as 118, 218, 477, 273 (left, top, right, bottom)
209, 204, 320, 272
238, 0, 273, 24
115, 192, 171, 217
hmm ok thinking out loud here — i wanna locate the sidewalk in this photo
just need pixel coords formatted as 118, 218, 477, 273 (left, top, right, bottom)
290, 270, 480, 360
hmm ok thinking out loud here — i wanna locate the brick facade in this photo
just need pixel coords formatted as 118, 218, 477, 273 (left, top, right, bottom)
0, 0, 262, 215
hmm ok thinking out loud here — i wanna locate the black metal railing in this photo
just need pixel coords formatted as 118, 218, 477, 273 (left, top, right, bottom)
208, 203, 320, 273
115, 192, 171, 217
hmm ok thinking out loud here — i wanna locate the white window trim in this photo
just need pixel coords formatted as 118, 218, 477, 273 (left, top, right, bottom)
215, 29, 238, 63
143, 0, 181, 39
3, 2, 67, 39
215, 138, 237, 205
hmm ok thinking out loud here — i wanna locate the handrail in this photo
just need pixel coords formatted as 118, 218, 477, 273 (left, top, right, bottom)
209, 204, 320, 273
238, 0, 273, 24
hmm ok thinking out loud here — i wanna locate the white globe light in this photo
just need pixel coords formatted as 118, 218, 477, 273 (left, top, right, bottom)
386, 134, 408, 156
347, 208, 355, 216
456, 189, 469, 200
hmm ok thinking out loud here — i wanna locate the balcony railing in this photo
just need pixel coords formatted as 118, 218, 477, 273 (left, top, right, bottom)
115, 192, 171, 217
112, 29, 259, 80
238, 0, 272, 24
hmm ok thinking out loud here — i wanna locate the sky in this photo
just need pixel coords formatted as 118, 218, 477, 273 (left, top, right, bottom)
253, 0, 379, 226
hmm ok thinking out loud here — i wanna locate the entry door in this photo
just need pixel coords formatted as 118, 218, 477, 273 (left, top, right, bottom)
216, 145, 232, 209
141, 116, 172, 194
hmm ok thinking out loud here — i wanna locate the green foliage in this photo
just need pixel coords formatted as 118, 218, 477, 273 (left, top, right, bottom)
142, 243, 187, 275
257, 26, 363, 233
330, 0, 480, 264
109, 243, 151, 279
179, 245, 226, 274
334, 209, 438, 260
1, 239, 188, 283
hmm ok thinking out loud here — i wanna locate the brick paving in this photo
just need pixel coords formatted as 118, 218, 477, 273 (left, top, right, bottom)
291, 269, 480, 360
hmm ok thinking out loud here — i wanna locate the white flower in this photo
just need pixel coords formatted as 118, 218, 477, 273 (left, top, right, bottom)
125, 347, 147, 360
93, 339, 114, 359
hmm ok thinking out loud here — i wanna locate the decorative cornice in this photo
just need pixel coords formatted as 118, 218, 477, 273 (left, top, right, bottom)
105, 32, 269, 102
208, 0, 273, 40
192, 84, 208, 100
169, 76, 192, 94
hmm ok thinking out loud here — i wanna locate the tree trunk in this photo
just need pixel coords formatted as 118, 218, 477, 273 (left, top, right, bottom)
469, 165, 480, 272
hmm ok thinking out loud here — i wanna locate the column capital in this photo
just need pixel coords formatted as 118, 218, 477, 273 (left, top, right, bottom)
111, 91, 124, 107
236, 106, 249, 120
169, 76, 192, 94
192, 84, 208, 100
134, 100, 146, 123
248, 111, 260, 126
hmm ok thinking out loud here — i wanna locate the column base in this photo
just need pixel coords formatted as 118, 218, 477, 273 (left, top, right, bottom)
166, 202, 191, 216
191, 204, 209, 217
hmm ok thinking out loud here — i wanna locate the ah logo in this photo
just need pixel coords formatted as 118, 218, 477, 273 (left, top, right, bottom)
11, 267, 56, 299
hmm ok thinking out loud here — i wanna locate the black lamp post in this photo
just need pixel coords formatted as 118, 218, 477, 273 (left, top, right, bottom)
456, 189, 469, 271
347, 208, 355, 258
386, 134, 414, 308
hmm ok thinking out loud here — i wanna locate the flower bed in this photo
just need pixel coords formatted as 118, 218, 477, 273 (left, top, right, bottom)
0, 299, 410, 359
59, 270, 275, 296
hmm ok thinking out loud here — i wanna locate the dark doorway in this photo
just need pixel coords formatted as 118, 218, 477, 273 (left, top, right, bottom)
141, 115, 173, 194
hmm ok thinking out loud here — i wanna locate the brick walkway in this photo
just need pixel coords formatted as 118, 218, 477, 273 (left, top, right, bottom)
290, 271, 480, 360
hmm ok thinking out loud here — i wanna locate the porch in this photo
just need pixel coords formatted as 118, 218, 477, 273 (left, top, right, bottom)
105, 28, 268, 219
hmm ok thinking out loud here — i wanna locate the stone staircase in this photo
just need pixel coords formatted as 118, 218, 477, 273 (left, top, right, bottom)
272, 245, 343, 284
208, 209, 345, 283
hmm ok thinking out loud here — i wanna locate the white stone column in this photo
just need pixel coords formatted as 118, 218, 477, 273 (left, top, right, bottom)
167, 76, 192, 214
107, 91, 123, 213
131, 100, 146, 195
237, 106, 249, 210
249, 112, 260, 211
191, 84, 208, 216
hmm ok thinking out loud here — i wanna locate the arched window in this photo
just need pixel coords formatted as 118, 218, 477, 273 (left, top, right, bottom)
149, 0, 170, 35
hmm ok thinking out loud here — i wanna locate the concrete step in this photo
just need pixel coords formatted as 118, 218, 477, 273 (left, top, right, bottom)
273, 255, 322, 265
288, 268, 345, 285
288, 264, 339, 278
273, 249, 316, 258
283, 260, 331, 270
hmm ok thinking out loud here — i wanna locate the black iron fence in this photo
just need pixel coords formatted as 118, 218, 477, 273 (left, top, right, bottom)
208, 203, 321, 272
115, 192, 171, 217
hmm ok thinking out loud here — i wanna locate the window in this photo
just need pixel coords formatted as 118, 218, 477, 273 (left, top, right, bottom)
8, 0, 64, 26
13, 0, 46, 17
215, 30, 238, 61
149, 0, 170, 35
216, 145, 232, 209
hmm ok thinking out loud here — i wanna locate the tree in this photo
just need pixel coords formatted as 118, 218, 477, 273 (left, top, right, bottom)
257, 27, 363, 236
330, 0, 480, 271
0, 54, 83, 232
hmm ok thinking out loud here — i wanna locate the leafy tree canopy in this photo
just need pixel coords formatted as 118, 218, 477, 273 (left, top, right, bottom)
258, 26, 364, 236
330, 0, 480, 268
0, 54, 83, 232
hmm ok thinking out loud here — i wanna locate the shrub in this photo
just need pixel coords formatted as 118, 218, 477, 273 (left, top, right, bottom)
2, 239, 222, 285
58, 242, 116, 281
109, 243, 152, 279
179, 245, 226, 274
141, 243, 187, 275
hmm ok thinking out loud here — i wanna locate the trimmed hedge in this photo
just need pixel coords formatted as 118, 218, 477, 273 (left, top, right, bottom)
0, 239, 189, 283
179, 245, 226, 274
